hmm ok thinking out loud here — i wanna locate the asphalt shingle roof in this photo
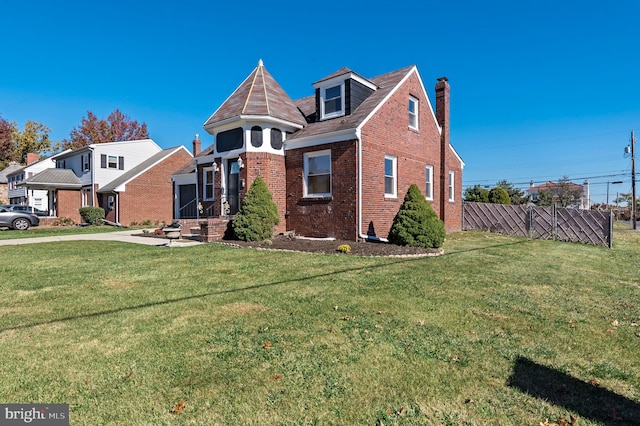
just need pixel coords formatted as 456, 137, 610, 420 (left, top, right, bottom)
22, 168, 82, 189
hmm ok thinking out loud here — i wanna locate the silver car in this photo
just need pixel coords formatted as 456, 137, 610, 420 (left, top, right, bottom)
0, 206, 40, 230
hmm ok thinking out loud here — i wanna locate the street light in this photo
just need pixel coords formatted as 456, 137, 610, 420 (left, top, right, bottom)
607, 181, 623, 205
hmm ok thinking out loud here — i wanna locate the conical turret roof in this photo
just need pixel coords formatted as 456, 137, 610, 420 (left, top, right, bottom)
204, 60, 307, 129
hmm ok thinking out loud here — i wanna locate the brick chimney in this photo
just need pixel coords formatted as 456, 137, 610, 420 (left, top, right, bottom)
435, 77, 450, 221
26, 153, 39, 165
192, 134, 201, 156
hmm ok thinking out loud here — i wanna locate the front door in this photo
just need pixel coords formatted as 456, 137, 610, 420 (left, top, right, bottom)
227, 159, 240, 215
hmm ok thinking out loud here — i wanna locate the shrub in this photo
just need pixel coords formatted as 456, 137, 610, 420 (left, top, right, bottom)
488, 187, 511, 204
79, 207, 105, 225
232, 176, 280, 242
388, 184, 445, 248
337, 244, 351, 253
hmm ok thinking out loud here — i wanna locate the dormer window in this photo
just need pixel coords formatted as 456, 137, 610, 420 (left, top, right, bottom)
320, 84, 344, 120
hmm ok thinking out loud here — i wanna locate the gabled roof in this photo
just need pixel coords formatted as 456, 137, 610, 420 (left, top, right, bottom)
527, 181, 584, 192
98, 147, 190, 193
0, 163, 24, 183
289, 66, 415, 141
20, 168, 82, 190
203, 60, 307, 129
54, 139, 159, 160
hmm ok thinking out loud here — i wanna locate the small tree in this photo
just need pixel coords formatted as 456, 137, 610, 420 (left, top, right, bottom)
464, 185, 489, 203
488, 187, 511, 204
388, 184, 445, 248
232, 176, 280, 242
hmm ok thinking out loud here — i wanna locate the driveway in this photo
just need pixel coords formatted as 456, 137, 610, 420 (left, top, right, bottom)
0, 230, 202, 247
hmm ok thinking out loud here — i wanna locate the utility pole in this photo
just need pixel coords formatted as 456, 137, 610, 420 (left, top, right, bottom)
632, 130, 637, 230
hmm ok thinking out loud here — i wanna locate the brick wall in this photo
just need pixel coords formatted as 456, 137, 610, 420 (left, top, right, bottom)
102, 149, 192, 226
359, 71, 444, 239
245, 152, 287, 234
285, 140, 358, 240
56, 189, 81, 223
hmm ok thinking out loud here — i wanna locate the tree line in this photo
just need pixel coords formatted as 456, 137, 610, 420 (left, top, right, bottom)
464, 177, 584, 207
0, 109, 148, 169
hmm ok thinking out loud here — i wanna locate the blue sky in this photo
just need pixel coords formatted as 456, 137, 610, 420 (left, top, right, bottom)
2, 0, 638, 204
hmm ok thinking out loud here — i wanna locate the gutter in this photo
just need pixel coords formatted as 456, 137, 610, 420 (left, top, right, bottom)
356, 127, 389, 243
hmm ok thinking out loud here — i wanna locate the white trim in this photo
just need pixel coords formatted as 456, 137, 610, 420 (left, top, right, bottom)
284, 128, 358, 150
313, 72, 377, 91
303, 150, 331, 198
425, 165, 434, 200
203, 166, 215, 201
384, 155, 397, 198
204, 114, 304, 135
111, 147, 191, 192
449, 144, 465, 169
409, 95, 419, 130
448, 171, 455, 202
356, 66, 440, 136
319, 83, 345, 120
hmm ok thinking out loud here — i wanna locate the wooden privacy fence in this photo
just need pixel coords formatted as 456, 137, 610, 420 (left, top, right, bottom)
463, 202, 614, 248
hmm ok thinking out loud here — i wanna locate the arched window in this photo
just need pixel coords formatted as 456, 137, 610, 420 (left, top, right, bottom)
250, 126, 263, 147
270, 128, 283, 150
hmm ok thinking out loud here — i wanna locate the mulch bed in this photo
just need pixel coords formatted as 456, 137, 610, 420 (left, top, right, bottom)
140, 230, 442, 257
208, 234, 442, 257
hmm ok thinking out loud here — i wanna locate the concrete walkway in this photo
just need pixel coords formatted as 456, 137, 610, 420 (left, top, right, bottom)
0, 229, 202, 247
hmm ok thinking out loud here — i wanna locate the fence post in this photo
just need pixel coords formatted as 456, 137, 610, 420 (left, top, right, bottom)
608, 210, 614, 249
527, 206, 534, 239
552, 204, 558, 241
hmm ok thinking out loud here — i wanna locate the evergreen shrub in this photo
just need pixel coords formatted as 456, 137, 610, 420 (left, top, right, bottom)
79, 207, 105, 225
232, 176, 280, 242
388, 184, 445, 248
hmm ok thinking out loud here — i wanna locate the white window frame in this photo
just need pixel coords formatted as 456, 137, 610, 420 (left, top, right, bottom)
107, 155, 118, 169
203, 167, 214, 201
81, 153, 91, 172
425, 165, 434, 200
304, 150, 331, 198
81, 187, 92, 207
320, 83, 345, 120
448, 171, 455, 202
384, 155, 397, 198
409, 96, 419, 130
107, 195, 115, 209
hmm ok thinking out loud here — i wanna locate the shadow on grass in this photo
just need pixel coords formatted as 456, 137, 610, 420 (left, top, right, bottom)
507, 356, 640, 425
0, 239, 532, 334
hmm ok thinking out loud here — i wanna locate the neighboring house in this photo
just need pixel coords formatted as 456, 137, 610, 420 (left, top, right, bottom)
526, 180, 590, 209
21, 139, 192, 225
174, 60, 464, 241
0, 162, 24, 204
6, 153, 57, 212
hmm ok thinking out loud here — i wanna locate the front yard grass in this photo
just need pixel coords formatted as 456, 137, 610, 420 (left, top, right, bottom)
0, 231, 638, 425
0, 225, 133, 240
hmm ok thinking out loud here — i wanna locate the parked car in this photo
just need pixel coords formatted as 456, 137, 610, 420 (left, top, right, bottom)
0, 204, 48, 216
0, 207, 40, 230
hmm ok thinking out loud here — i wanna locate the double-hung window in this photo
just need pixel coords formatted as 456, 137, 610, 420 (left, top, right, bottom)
304, 150, 331, 197
409, 96, 419, 130
448, 171, 455, 202
81, 153, 91, 171
203, 167, 214, 200
384, 155, 397, 198
321, 84, 344, 120
425, 165, 434, 200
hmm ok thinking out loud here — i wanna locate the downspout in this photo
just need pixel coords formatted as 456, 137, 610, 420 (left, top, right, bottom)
356, 128, 389, 243
194, 158, 200, 219
90, 147, 95, 206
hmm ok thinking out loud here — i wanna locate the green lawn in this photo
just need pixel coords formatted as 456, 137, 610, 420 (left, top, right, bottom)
0, 231, 638, 425
0, 225, 128, 240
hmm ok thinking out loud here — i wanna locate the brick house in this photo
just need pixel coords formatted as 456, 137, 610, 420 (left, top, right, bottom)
175, 61, 464, 241
22, 139, 192, 225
